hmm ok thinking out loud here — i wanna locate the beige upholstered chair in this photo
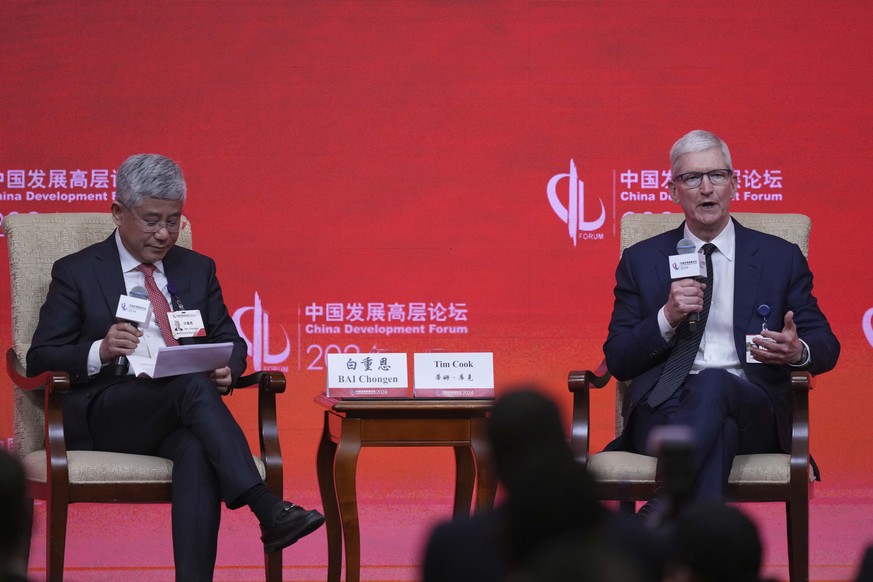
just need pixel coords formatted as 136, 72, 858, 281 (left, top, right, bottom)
3, 212, 286, 582
569, 212, 815, 582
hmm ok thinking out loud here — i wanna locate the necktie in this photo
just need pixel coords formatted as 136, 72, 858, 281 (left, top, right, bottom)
647, 243, 717, 407
137, 263, 179, 347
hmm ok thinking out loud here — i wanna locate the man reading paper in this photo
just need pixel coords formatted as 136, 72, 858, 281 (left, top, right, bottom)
27, 154, 323, 582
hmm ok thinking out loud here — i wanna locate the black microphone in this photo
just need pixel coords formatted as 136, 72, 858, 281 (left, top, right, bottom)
674, 238, 702, 331
113, 286, 150, 376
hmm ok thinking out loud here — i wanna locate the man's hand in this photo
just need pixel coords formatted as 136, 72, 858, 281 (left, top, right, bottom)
209, 366, 233, 391
751, 310, 805, 365
664, 279, 706, 328
99, 322, 143, 364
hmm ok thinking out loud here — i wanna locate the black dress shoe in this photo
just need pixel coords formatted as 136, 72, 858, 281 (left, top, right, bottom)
260, 501, 325, 554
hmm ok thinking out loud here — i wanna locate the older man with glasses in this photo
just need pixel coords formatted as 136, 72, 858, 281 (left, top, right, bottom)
600, 130, 840, 519
27, 154, 324, 581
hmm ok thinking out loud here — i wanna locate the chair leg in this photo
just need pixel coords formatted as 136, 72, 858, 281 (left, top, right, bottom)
265, 549, 282, 582
11, 498, 34, 578
46, 496, 69, 582
786, 498, 809, 582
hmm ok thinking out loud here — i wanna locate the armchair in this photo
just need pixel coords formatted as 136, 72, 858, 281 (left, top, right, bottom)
569, 212, 816, 582
3, 212, 286, 582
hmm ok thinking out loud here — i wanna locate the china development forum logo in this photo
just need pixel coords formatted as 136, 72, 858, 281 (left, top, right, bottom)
233, 292, 291, 371
864, 307, 873, 349
548, 159, 606, 246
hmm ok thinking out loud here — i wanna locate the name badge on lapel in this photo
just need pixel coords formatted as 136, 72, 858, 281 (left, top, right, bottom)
168, 310, 206, 339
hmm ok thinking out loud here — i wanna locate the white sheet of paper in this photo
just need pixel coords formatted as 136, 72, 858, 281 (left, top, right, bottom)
127, 342, 234, 379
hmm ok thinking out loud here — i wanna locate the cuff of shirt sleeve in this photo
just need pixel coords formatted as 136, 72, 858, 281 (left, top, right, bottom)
658, 307, 677, 341
87, 340, 104, 376
789, 339, 811, 367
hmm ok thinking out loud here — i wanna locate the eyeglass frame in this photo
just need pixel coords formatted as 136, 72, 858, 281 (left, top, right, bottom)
120, 202, 182, 233
671, 168, 735, 189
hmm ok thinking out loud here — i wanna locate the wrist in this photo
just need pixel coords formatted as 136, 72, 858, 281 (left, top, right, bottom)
790, 343, 809, 365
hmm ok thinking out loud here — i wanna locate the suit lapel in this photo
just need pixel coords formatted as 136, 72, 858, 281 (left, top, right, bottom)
161, 248, 195, 344
733, 219, 764, 354
161, 248, 190, 311
92, 233, 127, 316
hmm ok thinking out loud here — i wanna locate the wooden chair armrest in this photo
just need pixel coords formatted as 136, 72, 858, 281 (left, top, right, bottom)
567, 359, 613, 466
568, 360, 611, 392
226, 370, 286, 493
789, 371, 813, 485
6, 348, 72, 488
6, 348, 70, 393
222, 371, 287, 396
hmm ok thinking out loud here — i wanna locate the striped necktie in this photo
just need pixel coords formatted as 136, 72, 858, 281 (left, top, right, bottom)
647, 243, 716, 407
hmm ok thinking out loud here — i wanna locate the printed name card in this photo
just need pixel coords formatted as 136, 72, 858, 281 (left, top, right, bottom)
413, 352, 494, 398
326, 352, 409, 398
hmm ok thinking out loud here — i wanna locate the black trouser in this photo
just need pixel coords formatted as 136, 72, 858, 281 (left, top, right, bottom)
87, 373, 262, 582
630, 369, 780, 501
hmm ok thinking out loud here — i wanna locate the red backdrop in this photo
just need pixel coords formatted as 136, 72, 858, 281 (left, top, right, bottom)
1, 0, 871, 513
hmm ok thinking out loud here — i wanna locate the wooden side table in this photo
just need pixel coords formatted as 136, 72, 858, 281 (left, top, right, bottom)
315, 394, 497, 582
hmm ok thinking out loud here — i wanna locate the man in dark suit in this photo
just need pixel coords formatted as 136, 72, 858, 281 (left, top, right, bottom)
26, 154, 324, 581
603, 130, 840, 510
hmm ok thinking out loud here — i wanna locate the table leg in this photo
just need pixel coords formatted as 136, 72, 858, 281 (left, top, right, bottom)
470, 418, 497, 512
335, 418, 363, 582
316, 412, 342, 582
452, 446, 475, 518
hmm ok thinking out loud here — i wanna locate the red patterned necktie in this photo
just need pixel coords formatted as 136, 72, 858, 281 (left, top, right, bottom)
137, 263, 179, 347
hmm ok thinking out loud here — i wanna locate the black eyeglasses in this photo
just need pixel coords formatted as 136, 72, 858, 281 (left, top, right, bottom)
122, 203, 181, 233
672, 169, 733, 189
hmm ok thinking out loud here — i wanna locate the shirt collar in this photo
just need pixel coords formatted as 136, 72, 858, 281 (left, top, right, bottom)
683, 218, 735, 262
114, 229, 166, 274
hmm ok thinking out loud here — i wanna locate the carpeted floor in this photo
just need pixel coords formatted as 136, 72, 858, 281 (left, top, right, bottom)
19, 485, 873, 582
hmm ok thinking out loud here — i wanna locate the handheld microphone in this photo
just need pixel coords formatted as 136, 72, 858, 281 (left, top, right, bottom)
675, 239, 700, 330
113, 286, 150, 376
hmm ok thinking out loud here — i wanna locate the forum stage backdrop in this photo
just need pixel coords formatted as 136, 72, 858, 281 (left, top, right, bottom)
1, 1, 872, 496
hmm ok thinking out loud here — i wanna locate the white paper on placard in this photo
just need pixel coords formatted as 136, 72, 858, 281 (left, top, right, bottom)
326, 352, 409, 389
413, 352, 494, 390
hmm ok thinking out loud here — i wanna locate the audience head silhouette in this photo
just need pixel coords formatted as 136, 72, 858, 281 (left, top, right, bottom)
0, 449, 30, 581
666, 503, 763, 582
489, 387, 603, 562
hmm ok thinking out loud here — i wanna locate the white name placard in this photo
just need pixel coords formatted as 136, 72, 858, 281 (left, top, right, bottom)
326, 352, 409, 398
413, 352, 494, 398
668, 252, 707, 279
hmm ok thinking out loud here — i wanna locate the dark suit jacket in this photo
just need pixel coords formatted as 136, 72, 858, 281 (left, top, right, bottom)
26, 232, 247, 449
603, 218, 840, 452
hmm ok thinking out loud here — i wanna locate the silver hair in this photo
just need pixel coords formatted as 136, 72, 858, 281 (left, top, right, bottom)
669, 130, 733, 173
115, 154, 186, 208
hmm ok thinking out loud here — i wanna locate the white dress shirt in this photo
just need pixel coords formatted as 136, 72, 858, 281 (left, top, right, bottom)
86, 230, 173, 376
656, 219, 810, 377
657, 221, 745, 378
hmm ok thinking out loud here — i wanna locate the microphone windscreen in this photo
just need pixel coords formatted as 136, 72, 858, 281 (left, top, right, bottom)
676, 238, 695, 255
130, 286, 149, 300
